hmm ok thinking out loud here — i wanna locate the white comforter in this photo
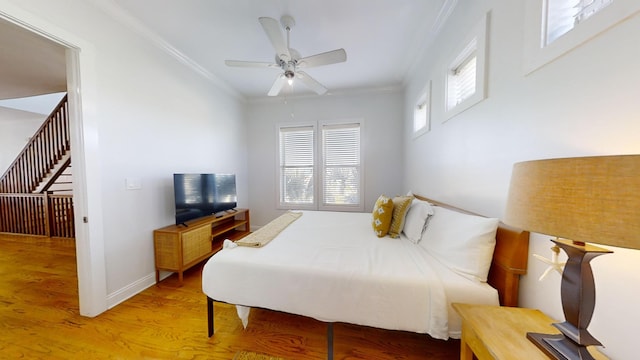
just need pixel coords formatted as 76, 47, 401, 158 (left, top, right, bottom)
202, 210, 497, 339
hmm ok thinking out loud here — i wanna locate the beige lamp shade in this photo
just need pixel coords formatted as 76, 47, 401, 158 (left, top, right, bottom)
504, 155, 640, 250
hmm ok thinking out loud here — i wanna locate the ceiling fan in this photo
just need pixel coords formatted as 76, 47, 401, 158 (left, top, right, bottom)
225, 15, 347, 96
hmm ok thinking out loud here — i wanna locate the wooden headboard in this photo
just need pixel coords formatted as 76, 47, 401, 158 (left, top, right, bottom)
415, 195, 529, 307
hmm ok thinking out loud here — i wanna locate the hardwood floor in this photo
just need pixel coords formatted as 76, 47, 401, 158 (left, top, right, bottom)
0, 234, 460, 359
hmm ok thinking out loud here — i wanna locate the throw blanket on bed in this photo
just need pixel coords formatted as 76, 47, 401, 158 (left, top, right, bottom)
235, 211, 302, 248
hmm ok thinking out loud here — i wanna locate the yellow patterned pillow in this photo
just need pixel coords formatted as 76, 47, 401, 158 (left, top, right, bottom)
388, 195, 414, 238
372, 195, 394, 237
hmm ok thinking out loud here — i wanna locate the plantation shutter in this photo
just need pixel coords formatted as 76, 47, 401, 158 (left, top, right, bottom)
322, 123, 361, 207
279, 126, 314, 205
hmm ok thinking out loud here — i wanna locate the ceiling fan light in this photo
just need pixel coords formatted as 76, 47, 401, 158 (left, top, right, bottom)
284, 69, 295, 86
229, 16, 346, 96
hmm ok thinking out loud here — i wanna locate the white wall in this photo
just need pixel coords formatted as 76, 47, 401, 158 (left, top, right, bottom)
404, 1, 640, 358
96, 35, 248, 303
246, 90, 404, 226
0, 107, 44, 174
3, 0, 248, 309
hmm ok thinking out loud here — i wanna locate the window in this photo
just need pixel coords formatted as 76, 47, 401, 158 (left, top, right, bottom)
447, 46, 477, 111
279, 125, 315, 206
278, 121, 363, 211
545, 0, 613, 45
444, 12, 488, 121
524, 0, 640, 73
321, 123, 361, 209
413, 81, 431, 138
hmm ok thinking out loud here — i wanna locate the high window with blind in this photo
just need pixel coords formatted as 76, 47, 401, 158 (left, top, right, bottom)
524, 0, 638, 73
545, 0, 613, 45
278, 121, 363, 211
444, 12, 488, 120
446, 48, 477, 111
413, 81, 431, 138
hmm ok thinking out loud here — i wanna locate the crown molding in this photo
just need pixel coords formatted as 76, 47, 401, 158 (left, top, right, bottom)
402, 0, 458, 85
90, 0, 244, 101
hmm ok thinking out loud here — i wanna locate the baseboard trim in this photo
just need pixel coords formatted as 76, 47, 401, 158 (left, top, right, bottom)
106, 273, 156, 309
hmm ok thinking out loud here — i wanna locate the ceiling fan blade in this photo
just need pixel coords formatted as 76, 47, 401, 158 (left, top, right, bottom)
298, 49, 347, 68
297, 71, 328, 95
225, 60, 279, 68
258, 17, 291, 61
268, 74, 287, 96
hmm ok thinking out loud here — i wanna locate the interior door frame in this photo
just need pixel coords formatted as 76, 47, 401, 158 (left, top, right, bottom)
0, 3, 108, 316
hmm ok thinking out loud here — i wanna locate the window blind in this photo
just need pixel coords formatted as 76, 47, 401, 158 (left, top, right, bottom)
545, 0, 613, 45
279, 126, 314, 205
414, 99, 428, 133
321, 123, 361, 206
447, 53, 477, 110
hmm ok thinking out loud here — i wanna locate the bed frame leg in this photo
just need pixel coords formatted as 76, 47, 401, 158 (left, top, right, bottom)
207, 297, 214, 337
327, 322, 333, 360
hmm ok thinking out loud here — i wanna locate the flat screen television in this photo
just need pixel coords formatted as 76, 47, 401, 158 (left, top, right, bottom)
173, 173, 237, 225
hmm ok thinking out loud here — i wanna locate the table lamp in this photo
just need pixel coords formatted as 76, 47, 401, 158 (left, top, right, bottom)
504, 155, 640, 360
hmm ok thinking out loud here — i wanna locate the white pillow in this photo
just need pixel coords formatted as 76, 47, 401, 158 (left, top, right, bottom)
420, 206, 498, 282
403, 199, 435, 243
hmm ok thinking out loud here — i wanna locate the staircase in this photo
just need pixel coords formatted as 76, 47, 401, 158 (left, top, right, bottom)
0, 94, 75, 238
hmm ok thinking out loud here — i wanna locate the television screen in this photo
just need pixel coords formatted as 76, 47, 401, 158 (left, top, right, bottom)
173, 173, 237, 225
173, 174, 215, 225
212, 174, 237, 213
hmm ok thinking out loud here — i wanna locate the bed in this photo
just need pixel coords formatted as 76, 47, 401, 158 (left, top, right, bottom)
202, 195, 529, 351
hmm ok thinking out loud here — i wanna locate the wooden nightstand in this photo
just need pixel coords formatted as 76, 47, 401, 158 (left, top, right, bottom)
452, 303, 608, 360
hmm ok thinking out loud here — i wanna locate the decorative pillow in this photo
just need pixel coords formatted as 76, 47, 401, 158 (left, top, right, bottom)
403, 198, 435, 243
388, 195, 413, 238
420, 206, 499, 282
371, 195, 394, 237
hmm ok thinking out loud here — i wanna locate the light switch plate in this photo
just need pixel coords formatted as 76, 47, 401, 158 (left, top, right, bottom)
125, 177, 142, 190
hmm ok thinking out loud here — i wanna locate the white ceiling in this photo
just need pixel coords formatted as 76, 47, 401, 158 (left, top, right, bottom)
0, 17, 67, 121
0, 18, 67, 101
0, 0, 451, 102
110, 0, 449, 98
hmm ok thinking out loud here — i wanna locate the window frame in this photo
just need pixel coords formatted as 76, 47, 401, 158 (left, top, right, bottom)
276, 119, 364, 212
524, 0, 640, 74
444, 12, 488, 121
